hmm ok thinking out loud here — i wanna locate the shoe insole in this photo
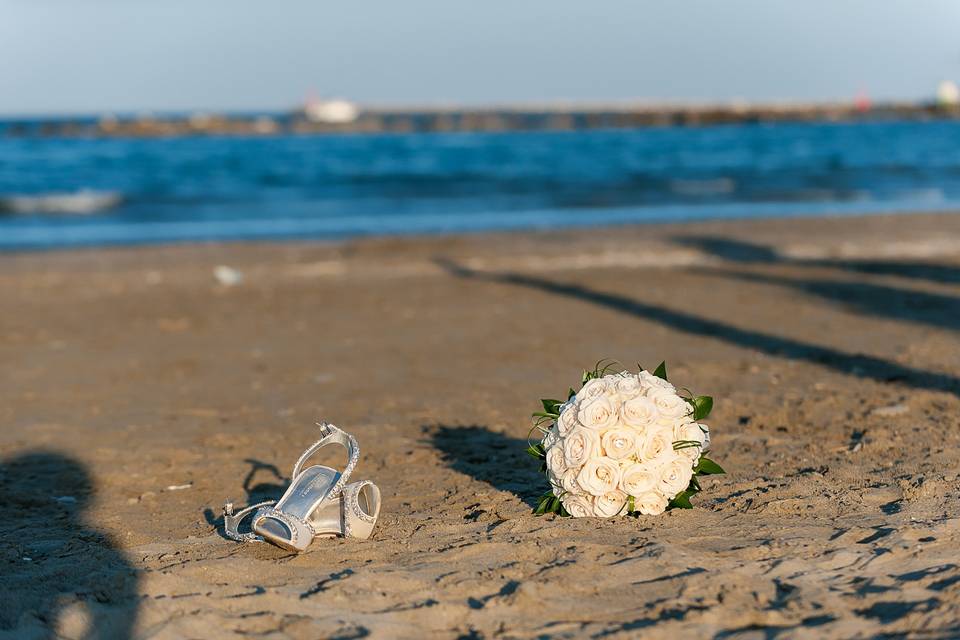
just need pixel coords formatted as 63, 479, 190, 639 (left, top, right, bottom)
275, 465, 339, 522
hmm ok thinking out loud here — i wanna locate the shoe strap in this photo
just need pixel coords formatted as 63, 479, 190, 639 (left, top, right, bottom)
291, 422, 359, 501
252, 505, 317, 551
223, 499, 275, 542
341, 480, 380, 539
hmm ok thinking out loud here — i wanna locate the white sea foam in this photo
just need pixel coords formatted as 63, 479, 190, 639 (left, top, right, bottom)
0, 189, 123, 215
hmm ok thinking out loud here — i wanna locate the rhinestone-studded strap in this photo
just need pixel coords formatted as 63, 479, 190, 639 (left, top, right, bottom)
251, 505, 317, 550
223, 500, 275, 542
291, 422, 360, 501
341, 480, 380, 539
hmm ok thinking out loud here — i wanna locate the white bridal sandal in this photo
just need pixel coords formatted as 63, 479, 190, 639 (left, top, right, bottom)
223, 422, 381, 552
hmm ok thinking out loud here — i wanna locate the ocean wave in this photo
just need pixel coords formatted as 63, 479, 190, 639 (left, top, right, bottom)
0, 190, 123, 215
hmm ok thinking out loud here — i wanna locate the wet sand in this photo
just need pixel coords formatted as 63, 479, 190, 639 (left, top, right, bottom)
2, 211, 960, 638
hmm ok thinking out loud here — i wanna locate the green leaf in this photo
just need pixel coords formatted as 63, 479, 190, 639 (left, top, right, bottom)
627, 494, 636, 514
567, 387, 577, 400
531, 411, 557, 420
667, 490, 695, 510
653, 361, 668, 381
541, 399, 563, 414
534, 492, 552, 515
689, 476, 702, 492
690, 395, 713, 420
533, 490, 569, 517
525, 444, 546, 459
695, 457, 725, 475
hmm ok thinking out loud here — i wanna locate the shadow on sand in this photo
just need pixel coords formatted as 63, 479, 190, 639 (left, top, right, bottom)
434, 258, 960, 399
674, 235, 960, 286
429, 425, 543, 508
0, 451, 139, 638
700, 268, 960, 332
673, 235, 960, 334
203, 458, 288, 539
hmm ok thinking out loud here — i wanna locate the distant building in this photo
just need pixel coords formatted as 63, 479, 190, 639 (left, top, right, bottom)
936, 80, 960, 107
303, 98, 359, 124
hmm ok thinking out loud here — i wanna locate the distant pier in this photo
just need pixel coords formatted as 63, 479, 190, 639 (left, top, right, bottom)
3, 101, 959, 138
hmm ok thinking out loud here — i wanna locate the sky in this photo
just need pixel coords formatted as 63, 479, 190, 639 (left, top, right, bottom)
1, 0, 959, 115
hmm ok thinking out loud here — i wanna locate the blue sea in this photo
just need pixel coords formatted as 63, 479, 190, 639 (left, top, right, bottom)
1, 120, 959, 250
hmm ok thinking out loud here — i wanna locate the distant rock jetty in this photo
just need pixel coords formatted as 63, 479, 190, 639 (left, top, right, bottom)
4, 101, 959, 138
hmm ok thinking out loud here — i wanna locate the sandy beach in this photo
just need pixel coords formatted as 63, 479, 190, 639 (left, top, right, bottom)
3, 211, 960, 639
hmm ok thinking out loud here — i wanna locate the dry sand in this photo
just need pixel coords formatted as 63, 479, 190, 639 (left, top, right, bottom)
2, 212, 960, 639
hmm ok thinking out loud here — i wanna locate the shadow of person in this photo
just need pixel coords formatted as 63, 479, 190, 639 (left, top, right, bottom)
0, 451, 138, 639
433, 257, 960, 399
428, 425, 543, 507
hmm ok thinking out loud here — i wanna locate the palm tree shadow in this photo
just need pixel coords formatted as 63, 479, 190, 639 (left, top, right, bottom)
0, 451, 138, 638
675, 234, 960, 331
433, 258, 960, 398
703, 268, 960, 332
428, 425, 544, 507
675, 235, 960, 285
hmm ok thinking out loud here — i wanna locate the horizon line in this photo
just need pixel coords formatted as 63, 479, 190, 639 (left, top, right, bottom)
0, 94, 948, 120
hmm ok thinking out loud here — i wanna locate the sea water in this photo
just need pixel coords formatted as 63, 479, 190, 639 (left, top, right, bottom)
1, 120, 959, 249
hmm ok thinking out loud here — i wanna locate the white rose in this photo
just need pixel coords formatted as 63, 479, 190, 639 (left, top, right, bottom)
633, 490, 668, 516
593, 490, 628, 517
672, 420, 707, 463
614, 373, 642, 399
578, 377, 609, 401
620, 395, 658, 430
620, 462, 658, 495
545, 444, 567, 476
672, 420, 706, 447
577, 456, 622, 496
600, 428, 638, 460
562, 493, 594, 518
556, 402, 581, 435
639, 370, 676, 392
577, 396, 618, 431
659, 455, 694, 497
648, 386, 690, 421
561, 467, 583, 495
563, 427, 599, 468
639, 427, 673, 463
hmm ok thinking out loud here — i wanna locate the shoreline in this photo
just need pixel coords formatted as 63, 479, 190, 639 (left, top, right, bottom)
0, 209, 960, 266
3, 209, 960, 637
3, 205, 960, 255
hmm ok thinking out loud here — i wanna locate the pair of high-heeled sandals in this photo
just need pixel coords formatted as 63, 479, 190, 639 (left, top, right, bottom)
223, 422, 381, 552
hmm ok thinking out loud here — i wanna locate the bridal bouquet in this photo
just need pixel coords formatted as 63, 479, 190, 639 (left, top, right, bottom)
526, 361, 724, 517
